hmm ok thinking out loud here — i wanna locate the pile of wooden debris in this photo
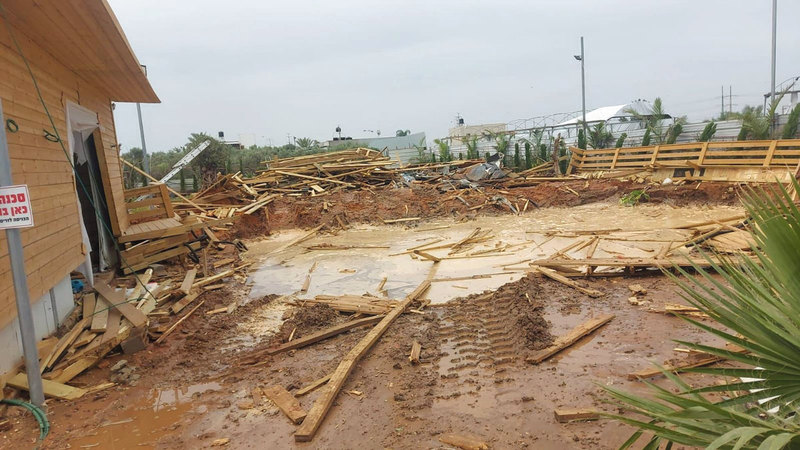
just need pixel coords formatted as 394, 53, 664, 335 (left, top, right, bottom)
0, 250, 248, 403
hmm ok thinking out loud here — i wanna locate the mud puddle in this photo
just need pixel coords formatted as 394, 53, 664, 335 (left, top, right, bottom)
64, 382, 220, 449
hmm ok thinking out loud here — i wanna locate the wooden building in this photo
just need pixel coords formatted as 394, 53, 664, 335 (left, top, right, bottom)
0, 0, 158, 373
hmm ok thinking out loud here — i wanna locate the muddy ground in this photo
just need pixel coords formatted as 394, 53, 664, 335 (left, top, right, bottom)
0, 180, 742, 449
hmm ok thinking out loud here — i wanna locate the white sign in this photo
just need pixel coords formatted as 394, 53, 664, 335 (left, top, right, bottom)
0, 184, 34, 229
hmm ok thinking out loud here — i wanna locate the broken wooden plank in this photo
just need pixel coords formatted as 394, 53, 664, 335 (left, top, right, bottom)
409, 340, 421, 364
179, 269, 197, 296
82, 293, 96, 321
554, 408, 600, 423
90, 295, 110, 332
526, 314, 614, 364
300, 262, 318, 293
192, 269, 235, 290
243, 316, 383, 364
295, 374, 332, 397
531, 266, 604, 298
626, 346, 747, 381
413, 250, 441, 262
43, 317, 90, 371
94, 282, 148, 328
171, 292, 201, 314
295, 280, 431, 442
8, 373, 85, 400
263, 385, 307, 424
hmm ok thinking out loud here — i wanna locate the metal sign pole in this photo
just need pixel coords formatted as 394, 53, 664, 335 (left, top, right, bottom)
0, 101, 45, 406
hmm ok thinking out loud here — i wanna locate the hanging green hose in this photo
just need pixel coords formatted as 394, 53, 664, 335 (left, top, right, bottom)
1, 399, 49, 441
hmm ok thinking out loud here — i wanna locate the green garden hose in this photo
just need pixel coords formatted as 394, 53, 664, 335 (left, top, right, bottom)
1, 399, 49, 441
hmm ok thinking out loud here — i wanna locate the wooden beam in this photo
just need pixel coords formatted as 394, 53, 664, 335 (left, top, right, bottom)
295, 280, 431, 442
179, 269, 197, 296
93, 282, 148, 328
409, 340, 421, 364
554, 408, 599, 423
7, 373, 85, 400
532, 266, 604, 298
263, 385, 307, 424
243, 316, 383, 364
295, 374, 332, 397
526, 314, 614, 364
154, 300, 205, 345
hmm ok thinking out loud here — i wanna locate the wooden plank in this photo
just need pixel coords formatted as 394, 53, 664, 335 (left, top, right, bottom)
295, 374, 332, 397
264, 316, 382, 359
295, 280, 431, 442
90, 296, 110, 332
82, 293, 96, 321
94, 282, 148, 328
300, 262, 317, 294
263, 385, 307, 424
532, 266, 604, 298
626, 347, 747, 381
171, 292, 200, 314
51, 356, 99, 384
409, 340, 421, 364
192, 269, 235, 289
179, 269, 197, 295
413, 250, 441, 262
554, 408, 599, 423
526, 314, 614, 364
43, 317, 90, 370
8, 373, 85, 401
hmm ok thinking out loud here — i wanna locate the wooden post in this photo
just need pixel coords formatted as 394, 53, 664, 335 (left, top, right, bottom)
610, 148, 621, 169
763, 140, 778, 167
649, 145, 661, 166
697, 142, 709, 166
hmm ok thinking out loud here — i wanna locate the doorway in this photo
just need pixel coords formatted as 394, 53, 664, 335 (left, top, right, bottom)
66, 102, 117, 275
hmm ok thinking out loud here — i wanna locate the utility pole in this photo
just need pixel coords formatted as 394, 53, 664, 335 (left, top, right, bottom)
770, 0, 777, 132
0, 101, 45, 407
574, 37, 587, 139
729, 86, 733, 115
721, 85, 725, 119
136, 65, 149, 175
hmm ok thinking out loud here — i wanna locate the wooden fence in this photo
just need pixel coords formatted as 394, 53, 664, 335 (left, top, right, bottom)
568, 140, 800, 175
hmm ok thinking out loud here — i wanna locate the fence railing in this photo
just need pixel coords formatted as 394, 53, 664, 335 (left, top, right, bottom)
568, 139, 800, 173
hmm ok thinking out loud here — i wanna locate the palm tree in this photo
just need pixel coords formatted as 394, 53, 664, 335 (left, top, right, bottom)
739, 83, 795, 140
294, 137, 319, 152
587, 122, 614, 149
465, 136, 479, 160
433, 138, 451, 162
699, 121, 717, 142
624, 98, 685, 144
604, 181, 800, 449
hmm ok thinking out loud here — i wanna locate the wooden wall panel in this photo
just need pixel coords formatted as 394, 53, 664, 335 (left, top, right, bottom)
0, 17, 128, 329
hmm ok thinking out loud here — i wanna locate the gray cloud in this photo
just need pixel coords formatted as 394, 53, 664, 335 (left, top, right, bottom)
109, 0, 800, 152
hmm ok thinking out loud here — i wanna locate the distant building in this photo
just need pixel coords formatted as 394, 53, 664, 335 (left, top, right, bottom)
325, 132, 427, 164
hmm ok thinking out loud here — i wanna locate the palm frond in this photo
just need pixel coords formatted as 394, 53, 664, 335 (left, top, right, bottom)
602, 178, 800, 449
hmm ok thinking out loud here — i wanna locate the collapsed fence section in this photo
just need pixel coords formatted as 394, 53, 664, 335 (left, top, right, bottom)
568, 139, 800, 182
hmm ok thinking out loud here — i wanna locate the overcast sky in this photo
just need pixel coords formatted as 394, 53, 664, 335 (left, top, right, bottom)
108, 0, 800, 153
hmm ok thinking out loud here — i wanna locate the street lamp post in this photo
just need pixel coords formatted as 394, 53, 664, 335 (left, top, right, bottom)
770, 0, 777, 134
574, 37, 587, 139
137, 64, 149, 175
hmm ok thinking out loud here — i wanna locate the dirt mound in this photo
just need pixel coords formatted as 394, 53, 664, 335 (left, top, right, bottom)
227, 180, 741, 238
